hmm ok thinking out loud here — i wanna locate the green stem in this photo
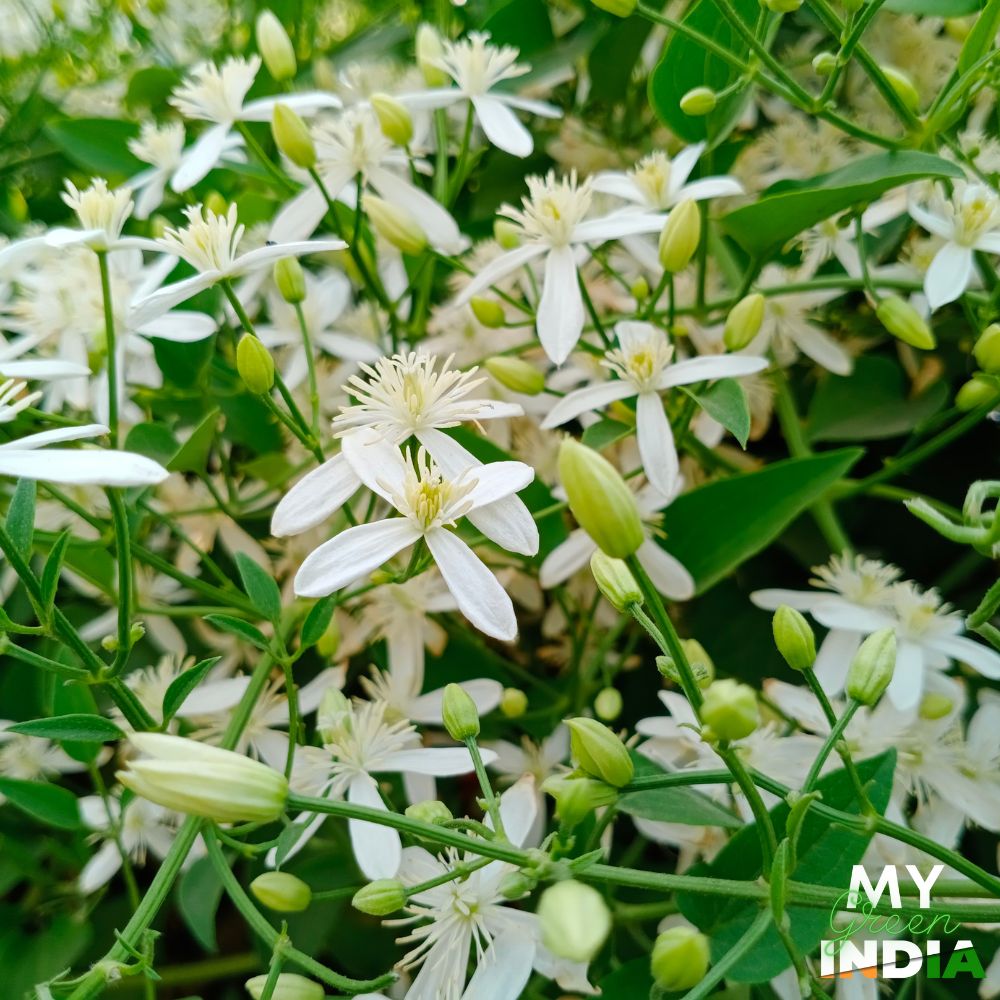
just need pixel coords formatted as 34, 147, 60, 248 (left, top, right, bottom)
801, 698, 860, 792
465, 736, 505, 838
96, 250, 119, 448
685, 908, 773, 1000
107, 488, 134, 676
293, 301, 321, 437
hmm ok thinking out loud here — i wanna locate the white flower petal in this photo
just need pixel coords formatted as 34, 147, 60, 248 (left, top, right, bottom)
466, 494, 539, 557
541, 380, 634, 429
235, 239, 347, 276
539, 529, 596, 589
369, 169, 466, 255
270, 185, 334, 243
380, 746, 487, 776
636, 391, 678, 498
887, 639, 925, 712
793, 323, 854, 376
271, 453, 361, 537
637, 538, 695, 600
677, 176, 744, 203
472, 95, 533, 158
171, 123, 230, 192
136, 311, 216, 342
453, 243, 547, 307
79, 841, 124, 893
0, 359, 90, 380
465, 461, 535, 510
749, 588, 819, 611
0, 449, 169, 486
655, 353, 767, 390
409, 680, 503, 724
930, 634, 1000, 679
340, 429, 408, 504
908, 201, 954, 240
924, 243, 974, 311
462, 930, 536, 1000
537, 245, 584, 365
241, 92, 341, 122
131, 274, 218, 327
348, 776, 401, 879
572, 212, 666, 244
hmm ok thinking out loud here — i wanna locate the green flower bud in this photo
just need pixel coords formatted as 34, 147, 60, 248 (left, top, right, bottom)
558, 438, 644, 558
566, 717, 634, 787
846, 627, 896, 706
679, 639, 715, 686
724, 292, 765, 351
875, 296, 935, 350
812, 51, 838, 76
274, 257, 306, 304
246, 972, 324, 1000
762, 0, 802, 11
630, 275, 650, 300
250, 871, 312, 912
772, 605, 816, 672
589, 551, 642, 611
700, 679, 759, 741
590, 0, 637, 14
271, 103, 316, 169
881, 65, 921, 112
542, 774, 618, 827
371, 92, 414, 146
498, 871, 536, 899
352, 878, 407, 916
594, 686, 623, 721
441, 683, 480, 741
470, 296, 507, 329
237, 335, 276, 395
315, 614, 340, 658
537, 881, 612, 962
363, 194, 427, 255
416, 24, 448, 86
658, 199, 701, 273
657, 654, 712, 687
405, 799, 454, 825
485, 356, 545, 395
117, 734, 288, 823
956, 374, 997, 411
255, 10, 297, 82
679, 87, 717, 116
204, 191, 228, 216
499, 687, 528, 718
651, 926, 711, 991
919, 693, 954, 720
494, 219, 521, 249
974, 324, 1000, 373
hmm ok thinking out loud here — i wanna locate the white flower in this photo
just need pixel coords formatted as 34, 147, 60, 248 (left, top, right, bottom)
130, 204, 345, 323
453, 171, 666, 364
0, 721, 88, 787
909, 182, 1000, 310
399, 32, 561, 158
168, 56, 340, 190
0, 360, 91, 423
273, 697, 489, 877
0, 424, 169, 486
542, 321, 766, 496
293, 432, 535, 640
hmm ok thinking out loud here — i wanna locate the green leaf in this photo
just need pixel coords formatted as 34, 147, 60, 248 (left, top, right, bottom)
588, 11, 657, 103
482, 0, 553, 53
0, 778, 81, 829
274, 820, 313, 869
959, 0, 1000, 73
581, 417, 633, 451
6, 715, 124, 743
44, 118, 143, 176
886, 0, 979, 14
235, 552, 282, 623
648, 0, 764, 145
203, 614, 270, 650
721, 152, 964, 257
52, 684, 104, 764
658, 449, 862, 592
301, 596, 336, 649
125, 66, 182, 110
5, 478, 36, 557
677, 751, 896, 982
681, 378, 751, 448
596, 957, 654, 1000
40, 529, 71, 615
807, 357, 949, 443
124, 422, 180, 466
168, 409, 220, 474
162, 656, 222, 724
177, 856, 224, 952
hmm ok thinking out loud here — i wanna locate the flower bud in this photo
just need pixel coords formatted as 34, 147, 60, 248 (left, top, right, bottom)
485, 356, 544, 395
256, 10, 297, 82
271, 103, 316, 169
204, 191, 228, 216
363, 195, 427, 255
558, 438, 644, 559
657, 654, 712, 687
700, 679, 759, 741
500, 687, 528, 718
875, 296, 935, 350
371, 92, 414, 146
846, 627, 896, 706
542, 774, 618, 827
651, 926, 711, 991
494, 219, 521, 249
315, 614, 340, 657
881, 65, 921, 112
680, 639, 714, 685
680, 87, 717, 116
352, 878, 407, 916
442, 683, 480, 741
658, 200, 701, 273
318, 688, 350, 743
498, 871, 536, 899
630, 275, 650, 300
974, 324, 1000, 373
919, 693, 954, 720
772, 605, 816, 672
237, 335, 275, 395
274, 257, 306, 304
566, 717, 634, 787
956, 375, 998, 411
471, 297, 507, 329
812, 51, 838, 76
594, 687, 623, 721
537, 881, 612, 962
724, 293, 765, 351
246, 973, 323, 1000
590, 0, 637, 14
416, 24, 448, 86
762, 0, 802, 12
250, 872, 312, 912
590, 552, 642, 611
117, 734, 288, 823
405, 799, 453, 825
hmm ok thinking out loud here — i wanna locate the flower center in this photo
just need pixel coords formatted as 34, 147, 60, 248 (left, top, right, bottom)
631, 152, 672, 209
603, 331, 673, 391
160, 203, 244, 273
503, 170, 592, 247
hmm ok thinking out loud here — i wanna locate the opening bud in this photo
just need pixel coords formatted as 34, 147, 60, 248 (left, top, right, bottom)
974, 324, 1000, 373
494, 219, 521, 249
485, 355, 544, 395
772, 605, 816, 672
352, 878, 407, 916
700, 679, 759, 741
812, 51, 838, 75
658, 199, 701, 273
271, 103, 316, 169
558, 438, 644, 558
651, 926, 711, 991
679, 639, 714, 686
274, 257, 306, 304
471, 297, 507, 329
657, 653, 712, 687
566, 717, 634, 787
250, 871, 312, 912
416, 24, 448, 86
405, 799, 454, 825
680, 87, 718, 116
875, 295, 935, 350
542, 774, 618, 827
363, 194, 427, 255
590, 0, 637, 14
371, 92, 414, 146
537, 881, 612, 962
594, 686, 623, 721
441, 683, 480, 741
881, 65, 921, 112
246, 973, 324, 1000
500, 687, 529, 718
724, 292, 765, 350
255, 10, 297, 82
846, 627, 896, 706
956, 374, 998, 411
237, 335, 276, 395
590, 551, 642, 611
